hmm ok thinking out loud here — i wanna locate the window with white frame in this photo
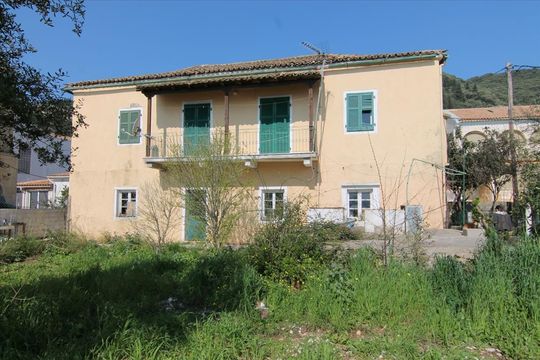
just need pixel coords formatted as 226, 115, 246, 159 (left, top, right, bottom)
116, 189, 137, 217
347, 189, 372, 218
345, 91, 376, 132
29, 190, 49, 209
118, 109, 142, 144
261, 189, 285, 220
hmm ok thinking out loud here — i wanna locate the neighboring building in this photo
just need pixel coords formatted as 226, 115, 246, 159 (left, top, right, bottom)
0, 152, 17, 208
445, 106, 540, 143
0, 131, 70, 208
66, 50, 448, 240
17, 138, 71, 183
444, 105, 540, 211
17, 172, 69, 209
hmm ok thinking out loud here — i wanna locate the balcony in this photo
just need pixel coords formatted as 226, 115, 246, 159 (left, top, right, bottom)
144, 126, 317, 168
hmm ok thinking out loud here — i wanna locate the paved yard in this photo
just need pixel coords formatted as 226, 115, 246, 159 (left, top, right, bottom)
338, 229, 485, 261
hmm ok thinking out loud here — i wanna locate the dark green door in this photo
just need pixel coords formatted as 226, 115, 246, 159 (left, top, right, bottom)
259, 97, 290, 154
185, 189, 206, 241
184, 103, 211, 155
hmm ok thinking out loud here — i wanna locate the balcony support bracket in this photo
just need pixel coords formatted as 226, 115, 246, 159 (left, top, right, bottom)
244, 159, 257, 169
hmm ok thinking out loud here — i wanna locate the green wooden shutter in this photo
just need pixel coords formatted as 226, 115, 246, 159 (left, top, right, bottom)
128, 110, 141, 143
184, 103, 211, 155
119, 111, 130, 143
361, 93, 374, 131
346, 94, 361, 132
119, 110, 140, 144
259, 97, 290, 154
347, 93, 374, 132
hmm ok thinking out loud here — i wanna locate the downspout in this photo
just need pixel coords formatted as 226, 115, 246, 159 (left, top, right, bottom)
314, 57, 326, 155
145, 93, 154, 157
314, 57, 326, 206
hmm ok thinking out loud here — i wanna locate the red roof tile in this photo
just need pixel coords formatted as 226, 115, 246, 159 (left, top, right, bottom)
66, 50, 446, 89
447, 105, 540, 121
17, 179, 52, 189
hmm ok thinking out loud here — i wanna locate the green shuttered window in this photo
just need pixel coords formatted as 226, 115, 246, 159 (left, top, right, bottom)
259, 97, 291, 154
118, 110, 141, 144
346, 92, 375, 132
183, 103, 211, 155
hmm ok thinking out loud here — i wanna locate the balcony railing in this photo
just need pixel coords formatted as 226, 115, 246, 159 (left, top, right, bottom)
147, 126, 315, 160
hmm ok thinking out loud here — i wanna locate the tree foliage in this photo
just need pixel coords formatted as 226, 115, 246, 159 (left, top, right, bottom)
447, 128, 520, 221
132, 179, 182, 251
443, 70, 540, 109
164, 133, 253, 248
467, 129, 515, 211
446, 127, 476, 222
0, 0, 86, 167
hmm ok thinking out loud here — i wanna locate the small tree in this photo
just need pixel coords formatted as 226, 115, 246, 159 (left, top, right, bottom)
53, 186, 69, 208
133, 179, 182, 251
164, 132, 253, 248
468, 129, 515, 212
446, 127, 476, 224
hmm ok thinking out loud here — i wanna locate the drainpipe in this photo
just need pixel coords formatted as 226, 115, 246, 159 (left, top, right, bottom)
145, 93, 154, 157
308, 82, 314, 152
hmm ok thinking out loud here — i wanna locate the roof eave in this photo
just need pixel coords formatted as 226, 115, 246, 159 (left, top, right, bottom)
65, 52, 445, 92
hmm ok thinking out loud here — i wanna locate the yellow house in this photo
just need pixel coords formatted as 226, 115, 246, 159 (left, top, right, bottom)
66, 50, 448, 240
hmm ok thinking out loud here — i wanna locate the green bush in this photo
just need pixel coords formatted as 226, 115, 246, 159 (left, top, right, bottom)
0, 236, 45, 263
306, 220, 356, 241
246, 201, 334, 286
0, 232, 91, 263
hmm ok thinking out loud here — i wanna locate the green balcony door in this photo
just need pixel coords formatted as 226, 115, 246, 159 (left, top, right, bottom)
183, 103, 211, 155
259, 97, 290, 154
185, 189, 206, 241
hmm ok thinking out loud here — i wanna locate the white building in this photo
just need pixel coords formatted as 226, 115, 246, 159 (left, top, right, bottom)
17, 138, 71, 182
16, 172, 69, 209
444, 105, 540, 212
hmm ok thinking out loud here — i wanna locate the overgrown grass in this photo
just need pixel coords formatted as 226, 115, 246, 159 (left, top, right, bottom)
0, 231, 538, 359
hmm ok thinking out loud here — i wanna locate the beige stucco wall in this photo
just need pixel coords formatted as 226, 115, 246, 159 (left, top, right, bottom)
70, 58, 446, 240
314, 60, 446, 228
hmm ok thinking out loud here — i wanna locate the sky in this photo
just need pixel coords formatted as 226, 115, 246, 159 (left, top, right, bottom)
14, 0, 540, 85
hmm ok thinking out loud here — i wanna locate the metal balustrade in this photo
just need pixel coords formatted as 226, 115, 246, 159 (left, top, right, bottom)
147, 126, 314, 159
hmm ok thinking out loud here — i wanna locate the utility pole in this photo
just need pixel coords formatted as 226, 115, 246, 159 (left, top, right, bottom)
506, 62, 519, 215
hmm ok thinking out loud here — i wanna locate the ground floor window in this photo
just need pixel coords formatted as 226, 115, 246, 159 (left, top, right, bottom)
29, 191, 49, 209
116, 189, 137, 217
346, 188, 373, 219
261, 189, 285, 221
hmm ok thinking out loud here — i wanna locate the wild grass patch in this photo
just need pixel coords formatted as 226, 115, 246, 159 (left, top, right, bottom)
0, 231, 538, 359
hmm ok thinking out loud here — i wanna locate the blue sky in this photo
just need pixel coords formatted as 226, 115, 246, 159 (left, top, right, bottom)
14, 0, 540, 84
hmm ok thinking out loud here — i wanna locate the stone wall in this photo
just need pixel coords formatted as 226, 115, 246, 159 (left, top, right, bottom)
0, 209, 66, 237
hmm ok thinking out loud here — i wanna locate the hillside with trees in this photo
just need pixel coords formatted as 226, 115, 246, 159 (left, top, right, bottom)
443, 69, 540, 109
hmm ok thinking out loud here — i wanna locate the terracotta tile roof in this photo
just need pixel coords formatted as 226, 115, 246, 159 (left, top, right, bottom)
17, 179, 53, 189
66, 50, 446, 89
447, 106, 540, 121
137, 70, 322, 92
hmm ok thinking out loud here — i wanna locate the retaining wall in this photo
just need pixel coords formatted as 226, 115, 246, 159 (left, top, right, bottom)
0, 209, 66, 237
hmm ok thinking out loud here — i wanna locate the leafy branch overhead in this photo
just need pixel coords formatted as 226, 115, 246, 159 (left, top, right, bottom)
0, 0, 86, 167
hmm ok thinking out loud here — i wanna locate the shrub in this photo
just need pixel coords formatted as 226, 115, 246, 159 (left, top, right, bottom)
246, 201, 334, 286
306, 220, 356, 242
0, 236, 45, 263
0, 232, 91, 263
